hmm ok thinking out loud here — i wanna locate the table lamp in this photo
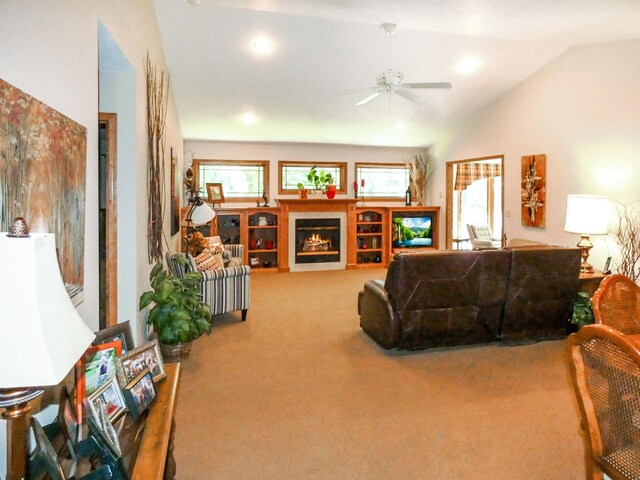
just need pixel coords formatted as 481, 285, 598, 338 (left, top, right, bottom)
564, 195, 610, 273
0, 218, 95, 480
185, 192, 216, 256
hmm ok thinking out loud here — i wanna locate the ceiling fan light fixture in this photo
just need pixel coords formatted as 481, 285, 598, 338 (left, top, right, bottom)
380, 23, 397, 35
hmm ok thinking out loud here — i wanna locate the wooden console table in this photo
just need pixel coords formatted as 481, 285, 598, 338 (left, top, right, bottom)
579, 270, 608, 297
131, 362, 181, 480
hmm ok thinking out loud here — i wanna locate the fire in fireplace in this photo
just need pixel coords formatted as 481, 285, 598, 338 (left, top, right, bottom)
295, 218, 340, 264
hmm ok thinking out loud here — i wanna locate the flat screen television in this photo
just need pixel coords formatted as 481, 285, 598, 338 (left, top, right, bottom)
392, 213, 433, 248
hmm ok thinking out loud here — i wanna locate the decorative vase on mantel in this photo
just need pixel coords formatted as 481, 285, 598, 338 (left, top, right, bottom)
325, 185, 336, 199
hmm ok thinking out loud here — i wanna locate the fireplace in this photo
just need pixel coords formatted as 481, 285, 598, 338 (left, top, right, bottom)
288, 211, 347, 272
295, 218, 340, 264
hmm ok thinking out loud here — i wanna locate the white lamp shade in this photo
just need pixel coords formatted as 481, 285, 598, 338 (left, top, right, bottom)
564, 194, 610, 235
190, 202, 216, 225
0, 233, 95, 388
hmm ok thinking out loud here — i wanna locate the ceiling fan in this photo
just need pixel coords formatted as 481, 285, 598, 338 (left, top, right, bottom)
346, 23, 452, 106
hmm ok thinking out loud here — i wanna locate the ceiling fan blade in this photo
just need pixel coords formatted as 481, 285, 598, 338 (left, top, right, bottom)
396, 87, 424, 104
356, 91, 384, 106
403, 82, 452, 89
336, 87, 380, 95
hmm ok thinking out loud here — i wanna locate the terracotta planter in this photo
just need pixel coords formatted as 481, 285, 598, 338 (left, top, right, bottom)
326, 185, 336, 199
159, 341, 192, 363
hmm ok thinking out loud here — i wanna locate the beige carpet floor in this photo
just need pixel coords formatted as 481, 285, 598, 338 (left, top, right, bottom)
174, 268, 586, 479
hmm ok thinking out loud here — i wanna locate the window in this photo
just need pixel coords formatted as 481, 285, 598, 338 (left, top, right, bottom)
278, 161, 347, 194
193, 160, 269, 202
355, 163, 409, 199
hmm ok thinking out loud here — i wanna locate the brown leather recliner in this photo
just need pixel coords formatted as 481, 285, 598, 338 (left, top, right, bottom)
358, 247, 581, 350
359, 250, 511, 350
501, 247, 581, 344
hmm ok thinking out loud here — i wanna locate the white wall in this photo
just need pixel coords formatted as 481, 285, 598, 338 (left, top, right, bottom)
431, 39, 640, 270
99, 0, 184, 344
0, 1, 182, 474
185, 140, 424, 207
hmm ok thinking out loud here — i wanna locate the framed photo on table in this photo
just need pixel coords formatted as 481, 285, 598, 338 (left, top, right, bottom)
93, 320, 135, 353
206, 182, 225, 204
75, 340, 123, 421
85, 377, 127, 422
122, 368, 157, 421
115, 339, 166, 385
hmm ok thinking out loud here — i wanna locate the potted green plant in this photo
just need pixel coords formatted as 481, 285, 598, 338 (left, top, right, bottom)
571, 291, 594, 327
297, 165, 334, 197
139, 259, 213, 362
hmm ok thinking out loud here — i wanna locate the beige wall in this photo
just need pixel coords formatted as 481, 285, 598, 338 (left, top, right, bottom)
430, 39, 640, 270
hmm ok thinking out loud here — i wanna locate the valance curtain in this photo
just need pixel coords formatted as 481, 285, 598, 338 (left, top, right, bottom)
454, 163, 501, 191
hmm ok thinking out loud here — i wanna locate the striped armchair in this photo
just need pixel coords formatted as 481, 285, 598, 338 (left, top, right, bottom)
166, 245, 250, 321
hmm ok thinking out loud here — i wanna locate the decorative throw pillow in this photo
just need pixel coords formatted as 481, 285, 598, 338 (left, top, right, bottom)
208, 241, 224, 255
194, 250, 220, 272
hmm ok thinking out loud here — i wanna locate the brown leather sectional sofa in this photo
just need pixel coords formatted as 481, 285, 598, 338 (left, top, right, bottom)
358, 247, 581, 350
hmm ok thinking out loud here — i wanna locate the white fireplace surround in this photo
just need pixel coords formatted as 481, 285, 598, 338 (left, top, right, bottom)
289, 211, 347, 272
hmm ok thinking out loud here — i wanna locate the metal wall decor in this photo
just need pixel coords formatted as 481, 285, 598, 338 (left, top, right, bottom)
521, 154, 546, 228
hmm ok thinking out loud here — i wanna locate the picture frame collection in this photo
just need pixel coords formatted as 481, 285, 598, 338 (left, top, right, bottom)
74, 321, 166, 443
29, 322, 169, 477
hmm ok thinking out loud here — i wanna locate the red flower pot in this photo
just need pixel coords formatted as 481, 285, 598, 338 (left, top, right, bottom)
326, 185, 336, 199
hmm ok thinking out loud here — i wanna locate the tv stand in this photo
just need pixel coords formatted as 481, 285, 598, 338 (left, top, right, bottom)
351, 206, 440, 268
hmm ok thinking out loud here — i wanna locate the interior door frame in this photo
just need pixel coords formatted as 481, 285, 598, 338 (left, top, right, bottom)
445, 155, 504, 250
99, 112, 118, 327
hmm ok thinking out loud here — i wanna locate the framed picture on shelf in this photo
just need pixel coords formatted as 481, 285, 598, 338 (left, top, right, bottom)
85, 377, 127, 422
249, 257, 259, 267
75, 340, 123, 420
93, 320, 135, 353
115, 339, 166, 385
122, 368, 157, 422
206, 182, 225, 204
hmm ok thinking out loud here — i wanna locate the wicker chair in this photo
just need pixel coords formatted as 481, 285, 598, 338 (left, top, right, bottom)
592, 274, 640, 335
566, 324, 640, 479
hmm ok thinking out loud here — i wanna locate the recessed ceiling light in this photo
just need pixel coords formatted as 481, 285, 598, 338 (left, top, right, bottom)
252, 37, 272, 55
395, 122, 407, 130
456, 56, 482, 74
241, 112, 259, 125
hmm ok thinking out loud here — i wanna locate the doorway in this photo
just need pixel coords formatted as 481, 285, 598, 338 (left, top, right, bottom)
445, 156, 504, 250
98, 113, 118, 328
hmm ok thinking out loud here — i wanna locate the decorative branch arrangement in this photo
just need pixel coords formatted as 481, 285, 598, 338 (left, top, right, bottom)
407, 153, 436, 206
145, 53, 170, 263
612, 201, 640, 281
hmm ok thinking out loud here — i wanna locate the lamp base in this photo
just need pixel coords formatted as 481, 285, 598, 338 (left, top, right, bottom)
0, 388, 45, 480
576, 234, 594, 274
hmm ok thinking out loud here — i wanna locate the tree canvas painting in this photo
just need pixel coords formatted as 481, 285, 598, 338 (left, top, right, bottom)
0, 78, 87, 303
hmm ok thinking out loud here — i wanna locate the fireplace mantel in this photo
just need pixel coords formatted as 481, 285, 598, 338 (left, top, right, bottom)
275, 198, 359, 212
276, 198, 359, 271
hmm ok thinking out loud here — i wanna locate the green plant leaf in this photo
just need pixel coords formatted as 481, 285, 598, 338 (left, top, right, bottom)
139, 291, 155, 310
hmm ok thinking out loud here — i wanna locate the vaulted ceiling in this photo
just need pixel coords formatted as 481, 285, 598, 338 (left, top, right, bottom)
152, 0, 640, 147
